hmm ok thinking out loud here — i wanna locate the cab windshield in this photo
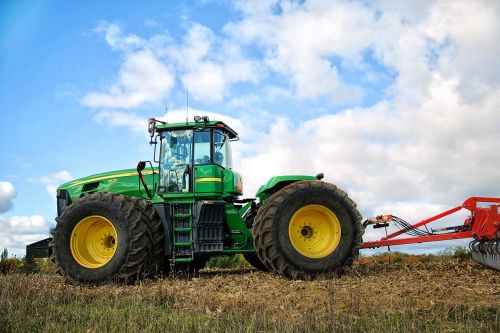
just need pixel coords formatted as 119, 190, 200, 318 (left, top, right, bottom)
158, 128, 232, 194
159, 130, 193, 194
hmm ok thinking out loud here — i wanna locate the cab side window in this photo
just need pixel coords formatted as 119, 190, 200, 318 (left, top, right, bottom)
214, 129, 232, 169
194, 129, 211, 164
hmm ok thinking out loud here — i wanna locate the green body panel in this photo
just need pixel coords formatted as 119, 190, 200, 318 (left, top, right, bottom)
255, 175, 317, 202
193, 165, 224, 194
223, 203, 253, 252
59, 168, 156, 202
192, 165, 242, 197
223, 169, 242, 197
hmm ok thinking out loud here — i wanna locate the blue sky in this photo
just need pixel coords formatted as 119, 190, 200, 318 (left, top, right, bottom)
1, 0, 500, 256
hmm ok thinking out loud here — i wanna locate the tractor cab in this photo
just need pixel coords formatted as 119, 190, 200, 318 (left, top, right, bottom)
151, 117, 242, 197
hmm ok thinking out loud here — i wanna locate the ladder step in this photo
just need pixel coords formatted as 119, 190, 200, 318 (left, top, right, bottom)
174, 213, 192, 218
175, 257, 194, 262
174, 242, 192, 246
174, 227, 192, 232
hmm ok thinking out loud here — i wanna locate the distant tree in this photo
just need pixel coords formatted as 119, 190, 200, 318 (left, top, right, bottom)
1, 248, 8, 261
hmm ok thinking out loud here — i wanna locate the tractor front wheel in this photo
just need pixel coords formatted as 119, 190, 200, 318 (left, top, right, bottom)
130, 197, 167, 276
51, 192, 150, 285
253, 181, 363, 279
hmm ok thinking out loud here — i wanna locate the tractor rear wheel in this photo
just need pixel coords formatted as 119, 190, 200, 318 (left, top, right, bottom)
51, 192, 150, 285
253, 181, 363, 279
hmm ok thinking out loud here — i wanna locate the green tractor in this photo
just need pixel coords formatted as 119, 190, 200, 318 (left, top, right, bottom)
29, 116, 363, 284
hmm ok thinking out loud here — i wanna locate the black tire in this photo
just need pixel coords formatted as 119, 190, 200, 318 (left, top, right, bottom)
243, 252, 269, 272
253, 181, 363, 279
50, 192, 150, 285
129, 197, 167, 276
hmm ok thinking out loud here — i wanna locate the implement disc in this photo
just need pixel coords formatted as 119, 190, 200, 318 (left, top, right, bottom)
470, 239, 500, 271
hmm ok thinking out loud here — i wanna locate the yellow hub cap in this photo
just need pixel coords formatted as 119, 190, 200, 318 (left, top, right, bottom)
70, 215, 118, 269
288, 204, 341, 258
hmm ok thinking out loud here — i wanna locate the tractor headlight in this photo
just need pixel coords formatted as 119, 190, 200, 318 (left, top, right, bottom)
237, 176, 243, 193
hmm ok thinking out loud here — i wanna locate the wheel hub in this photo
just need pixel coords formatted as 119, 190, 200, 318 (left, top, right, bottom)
105, 235, 116, 248
288, 204, 341, 258
300, 225, 313, 238
70, 215, 118, 269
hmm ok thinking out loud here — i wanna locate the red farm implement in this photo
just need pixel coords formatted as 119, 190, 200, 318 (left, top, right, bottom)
362, 197, 500, 270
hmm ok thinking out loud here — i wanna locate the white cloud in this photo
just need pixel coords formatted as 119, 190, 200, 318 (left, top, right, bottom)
0, 215, 48, 235
0, 183, 54, 254
93, 21, 145, 52
227, 0, 500, 105
0, 181, 17, 213
38, 171, 73, 200
83, 1, 500, 108
82, 22, 260, 108
226, 0, 376, 103
182, 61, 226, 102
423, 0, 500, 102
93, 110, 147, 133
173, 23, 261, 102
82, 50, 175, 109
0, 215, 50, 252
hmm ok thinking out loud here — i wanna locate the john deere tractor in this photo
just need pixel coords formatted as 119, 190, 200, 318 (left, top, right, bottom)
28, 116, 363, 284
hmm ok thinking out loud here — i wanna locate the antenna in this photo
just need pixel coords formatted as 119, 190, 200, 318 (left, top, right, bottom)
165, 106, 168, 123
186, 85, 189, 124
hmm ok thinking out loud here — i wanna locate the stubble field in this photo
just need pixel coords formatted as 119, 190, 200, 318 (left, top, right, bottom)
0, 257, 498, 332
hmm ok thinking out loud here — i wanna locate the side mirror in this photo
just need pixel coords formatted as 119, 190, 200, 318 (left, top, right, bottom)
148, 118, 156, 144
148, 117, 165, 145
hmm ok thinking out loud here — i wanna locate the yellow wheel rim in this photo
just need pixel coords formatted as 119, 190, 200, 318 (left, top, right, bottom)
288, 204, 341, 258
70, 215, 118, 269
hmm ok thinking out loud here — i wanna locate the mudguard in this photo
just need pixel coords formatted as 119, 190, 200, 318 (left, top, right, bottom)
255, 175, 318, 202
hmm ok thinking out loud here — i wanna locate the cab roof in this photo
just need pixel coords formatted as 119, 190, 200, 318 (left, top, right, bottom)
156, 120, 239, 140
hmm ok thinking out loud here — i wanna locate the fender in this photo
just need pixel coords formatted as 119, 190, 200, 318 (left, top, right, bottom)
56, 168, 156, 216
255, 175, 320, 203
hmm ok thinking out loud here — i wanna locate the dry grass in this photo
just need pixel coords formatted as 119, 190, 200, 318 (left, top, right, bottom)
0, 258, 498, 332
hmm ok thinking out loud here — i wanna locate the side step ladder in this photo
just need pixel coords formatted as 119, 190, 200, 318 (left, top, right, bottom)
172, 203, 194, 264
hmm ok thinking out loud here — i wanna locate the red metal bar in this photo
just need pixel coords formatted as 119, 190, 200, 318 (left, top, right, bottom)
361, 196, 500, 250
462, 197, 500, 210
362, 231, 473, 248
464, 197, 500, 204
380, 206, 462, 241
